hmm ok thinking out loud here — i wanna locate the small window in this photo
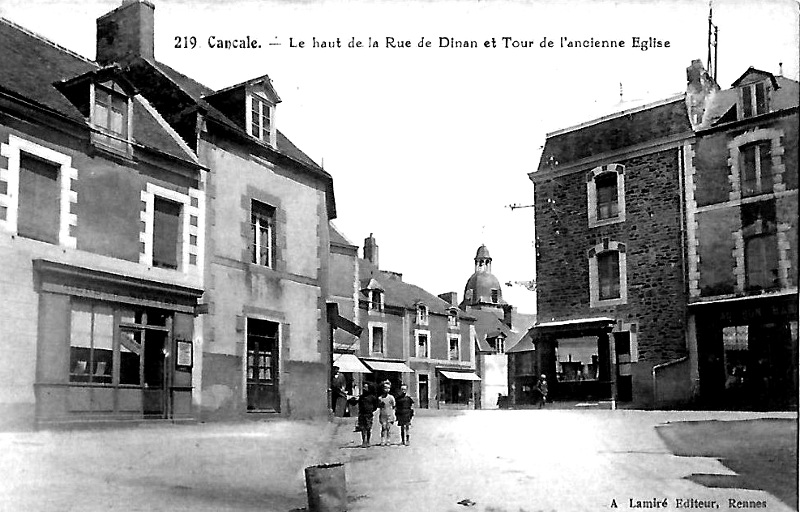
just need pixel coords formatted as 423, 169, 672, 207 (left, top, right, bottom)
371, 326, 385, 354
416, 332, 429, 358
448, 336, 460, 360
17, 152, 60, 244
740, 142, 773, 197
249, 95, 273, 143
369, 290, 383, 312
741, 82, 768, 119
152, 197, 181, 269
448, 312, 458, 328
598, 251, 621, 300
417, 305, 429, 325
251, 200, 275, 268
595, 173, 619, 220
490, 289, 499, 303
93, 82, 129, 153
745, 234, 779, 291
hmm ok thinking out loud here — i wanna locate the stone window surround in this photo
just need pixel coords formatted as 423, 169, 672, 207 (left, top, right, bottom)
586, 163, 626, 228
416, 304, 429, 325
368, 321, 387, 355
612, 321, 639, 364
588, 239, 628, 308
0, 134, 78, 248
140, 182, 203, 274
240, 187, 286, 274
415, 328, 431, 359
727, 128, 786, 201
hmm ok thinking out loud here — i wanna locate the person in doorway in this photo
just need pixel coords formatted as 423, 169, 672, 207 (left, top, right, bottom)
377, 382, 396, 446
535, 374, 548, 409
356, 383, 378, 447
331, 366, 348, 417
395, 384, 414, 445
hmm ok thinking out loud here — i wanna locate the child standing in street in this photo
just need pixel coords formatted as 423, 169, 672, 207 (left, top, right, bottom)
395, 384, 414, 445
356, 383, 378, 447
377, 382, 396, 446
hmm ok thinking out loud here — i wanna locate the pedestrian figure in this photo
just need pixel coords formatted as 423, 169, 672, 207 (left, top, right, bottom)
377, 382, 396, 446
536, 374, 548, 409
356, 383, 378, 447
395, 384, 414, 445
331, 366, 347, 417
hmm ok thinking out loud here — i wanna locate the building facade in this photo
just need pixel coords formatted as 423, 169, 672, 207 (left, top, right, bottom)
0, 17, 206, 428
92, 1, 337, 420
686, 65, 798, 410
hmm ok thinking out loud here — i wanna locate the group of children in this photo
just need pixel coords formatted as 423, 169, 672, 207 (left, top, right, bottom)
352, 381, 414, 448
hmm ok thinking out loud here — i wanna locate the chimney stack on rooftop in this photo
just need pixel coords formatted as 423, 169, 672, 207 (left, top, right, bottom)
96, 0, 155, 65
363, 233, 379, 268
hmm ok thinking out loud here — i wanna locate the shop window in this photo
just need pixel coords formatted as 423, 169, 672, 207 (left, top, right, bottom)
370, 325, 385, 355
587, 164, 626, 227
416, 331, 429, 358
69, 302, 114, 384
740, 141, 773, 197
251, 200, 275, 268
152, 197, 181, 269
17, 152, 60, 244
448, 336, 461, 360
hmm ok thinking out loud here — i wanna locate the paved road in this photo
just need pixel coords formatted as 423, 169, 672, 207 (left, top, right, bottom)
332, 409, 796, 512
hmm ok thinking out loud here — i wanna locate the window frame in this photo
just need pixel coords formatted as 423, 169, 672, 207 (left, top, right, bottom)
415, 329, 430, 359
251, 199, 276, 268
739, 141, 773, 198
448, 334, 461, 361
246, 93, 276, 147
416, 304, 429, 325
90, 81, 133, 156
0, 134, 77, 247
744, 232, 780, 291
140, 183, 203, 274
368, 289, 384, 312
587, 164, 626, 228
738, 81, 769, 120
369, 322, 387, 355
588, 240, 628, 308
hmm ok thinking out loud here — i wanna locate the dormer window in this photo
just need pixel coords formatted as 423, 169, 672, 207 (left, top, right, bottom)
91, 81, 131, 155
247, 94, 275, 146
740, 81, 768, 119
448, 310, 459, 328
369, 289, 383, 312
417, 304, 429, 325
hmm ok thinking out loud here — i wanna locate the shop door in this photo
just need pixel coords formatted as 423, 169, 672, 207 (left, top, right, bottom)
418, 375, 429, 409
143, 330, 169, 418
247, 319, 279, 412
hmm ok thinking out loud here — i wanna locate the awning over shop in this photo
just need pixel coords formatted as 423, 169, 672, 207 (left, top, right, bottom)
363, 360, 415, 373
439, 370, 482, 381
333, 353, 372, 373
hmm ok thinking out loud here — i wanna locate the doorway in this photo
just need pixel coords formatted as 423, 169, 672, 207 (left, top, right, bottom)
247, 318, 280, 412
142, 330, 169, 418
418, 374, 429, 409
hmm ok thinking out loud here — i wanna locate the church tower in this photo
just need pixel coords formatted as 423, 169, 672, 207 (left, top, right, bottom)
460, 245, 506, 310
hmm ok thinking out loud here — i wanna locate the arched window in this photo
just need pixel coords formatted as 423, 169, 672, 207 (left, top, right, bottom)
588, 240, 628, 307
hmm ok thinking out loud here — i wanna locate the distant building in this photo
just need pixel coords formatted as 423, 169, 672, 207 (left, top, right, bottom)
329, 232, 480, 409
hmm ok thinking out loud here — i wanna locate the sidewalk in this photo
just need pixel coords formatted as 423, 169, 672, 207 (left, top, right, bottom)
0, 418, 337, 512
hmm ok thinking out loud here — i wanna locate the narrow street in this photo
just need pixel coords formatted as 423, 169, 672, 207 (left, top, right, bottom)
334, 409, 796, 512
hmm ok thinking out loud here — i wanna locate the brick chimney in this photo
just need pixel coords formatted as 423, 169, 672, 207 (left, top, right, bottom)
363, 233, 379, 268
96, 0, 155, 65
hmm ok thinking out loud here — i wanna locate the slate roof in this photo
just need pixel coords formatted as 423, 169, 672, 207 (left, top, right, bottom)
329, 222, 357, 248
536, 97, 692, 173
359, 260, 473, 319
152, 60, 325, 172
470, 309, 511, 352
704, 75, 799, 128
0, 18, 198, 166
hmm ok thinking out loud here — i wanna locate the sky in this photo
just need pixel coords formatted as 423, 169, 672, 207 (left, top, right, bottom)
2, 0, 798, 314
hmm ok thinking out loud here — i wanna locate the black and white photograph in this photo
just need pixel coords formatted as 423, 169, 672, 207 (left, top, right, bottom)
0, 0, 797, 510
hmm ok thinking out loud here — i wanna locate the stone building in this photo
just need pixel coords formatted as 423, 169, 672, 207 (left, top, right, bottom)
515, 60, 798, 410
0, 17, 206, 428
519, 94, 695, 408
685, 64, 798, 409
90, 1, 338, 420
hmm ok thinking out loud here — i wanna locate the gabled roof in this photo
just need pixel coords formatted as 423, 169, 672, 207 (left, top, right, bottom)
536, 96, 691, 173
205, 74, 281, 104
731, 67, 780, 89
471, 309, 512, 352
0, 18, 199, 166
358, 260, 474, 319
704, 75, 799, 129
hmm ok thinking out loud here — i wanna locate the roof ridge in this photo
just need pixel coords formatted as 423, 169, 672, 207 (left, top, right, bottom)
0, 17, 97, 67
